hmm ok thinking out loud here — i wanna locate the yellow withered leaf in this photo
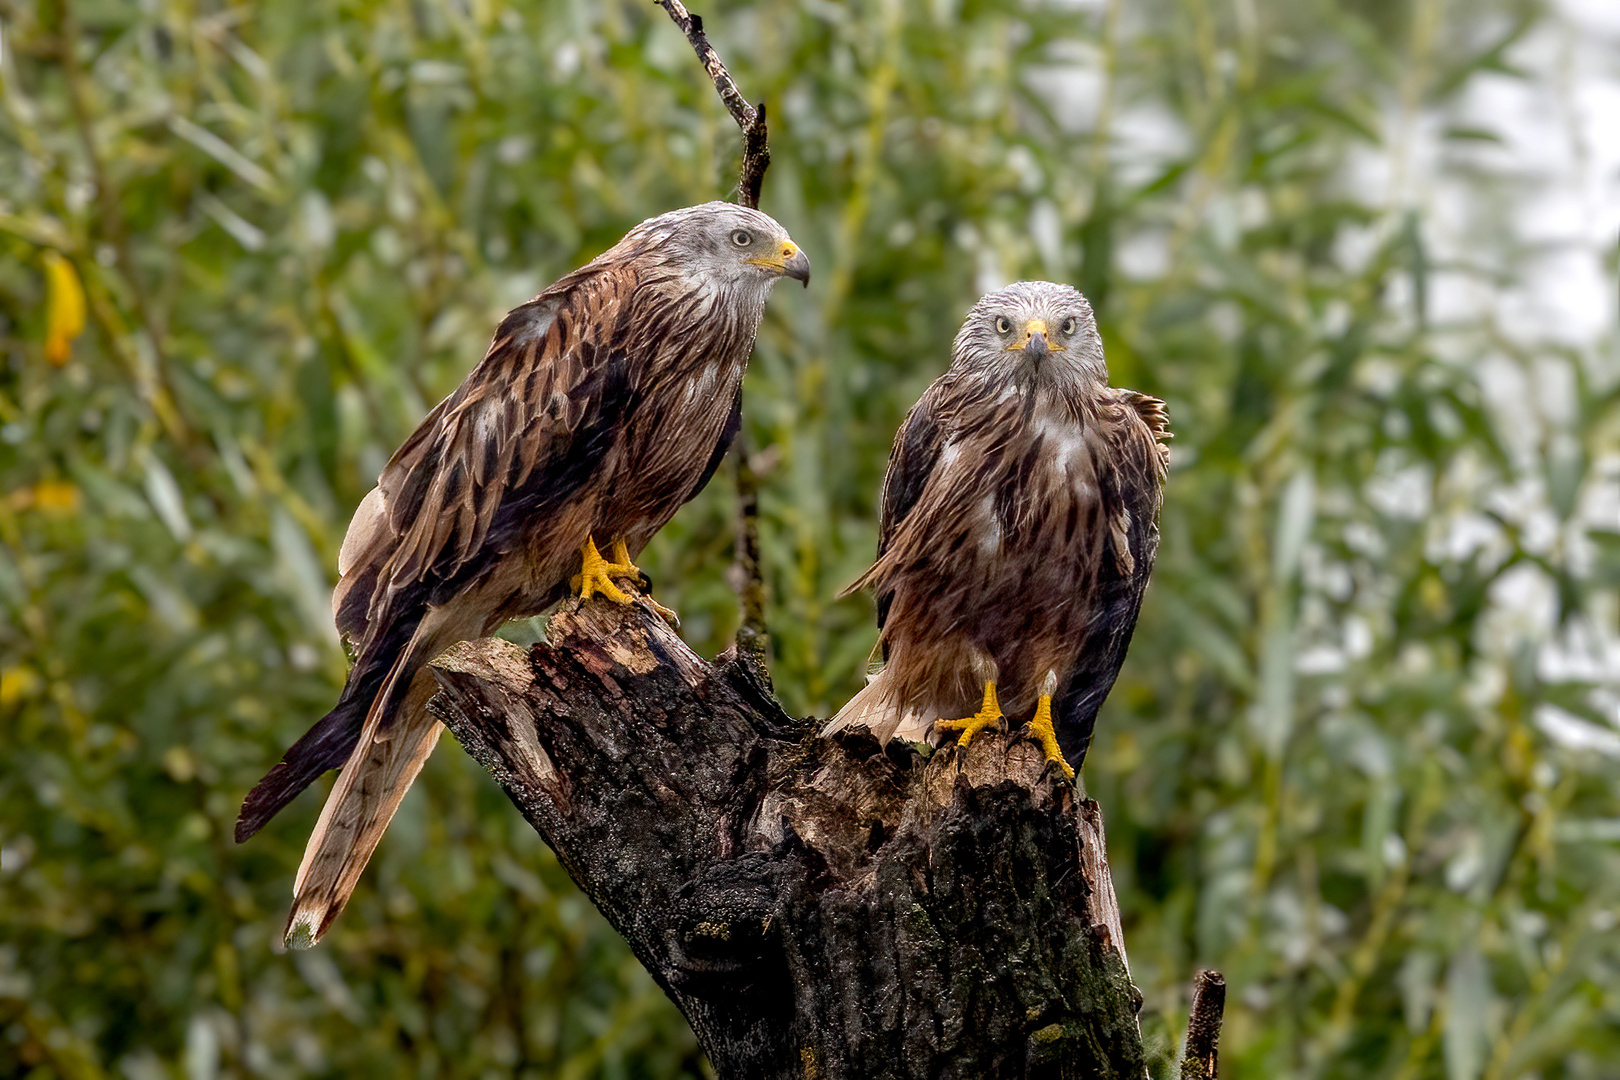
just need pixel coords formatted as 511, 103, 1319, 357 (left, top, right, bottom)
8, 479, 82, 515
0, 666, 43, 708
43, 250, 86, 366
32, 479, 82, 513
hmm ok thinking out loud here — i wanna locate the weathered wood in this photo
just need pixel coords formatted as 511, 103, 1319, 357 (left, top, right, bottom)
430, 599, 1149, 1079
1178, 970, 1226, 1080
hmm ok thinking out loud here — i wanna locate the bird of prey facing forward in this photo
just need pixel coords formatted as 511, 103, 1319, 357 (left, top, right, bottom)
824, 281, 1168, 779
237, 202, 809, 947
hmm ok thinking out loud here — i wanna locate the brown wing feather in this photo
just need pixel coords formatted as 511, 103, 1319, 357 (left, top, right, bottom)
352, 269, 625, 643
843, 382, 948, 637
335, 252, 661, 653
849, 371, 1010, 599
238, 262, 640, 844
1052, 389, 1170, 766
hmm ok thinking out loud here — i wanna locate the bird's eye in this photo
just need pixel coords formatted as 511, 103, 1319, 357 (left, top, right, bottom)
1060, 316, 1078, 335
731, 229, 753, 247
994, 316, 1013, 335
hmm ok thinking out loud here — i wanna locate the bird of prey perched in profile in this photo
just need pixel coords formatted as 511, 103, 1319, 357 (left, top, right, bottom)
824, 281, 1168, 779
236, 202, 809, 947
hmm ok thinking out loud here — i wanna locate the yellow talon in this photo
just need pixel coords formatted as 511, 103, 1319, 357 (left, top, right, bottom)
1025, 694, 1075, 780
607, 537, 681, 625
571, 537, 634, 605
935, 681, 1003, 749
571, 537, 681, 626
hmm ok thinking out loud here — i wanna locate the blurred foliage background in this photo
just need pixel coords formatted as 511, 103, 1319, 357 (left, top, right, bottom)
2, 0, 1618, 1076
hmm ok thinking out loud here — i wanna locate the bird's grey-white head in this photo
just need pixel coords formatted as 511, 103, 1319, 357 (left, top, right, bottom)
630, 201, 810, 293
951, 281, 1107, 387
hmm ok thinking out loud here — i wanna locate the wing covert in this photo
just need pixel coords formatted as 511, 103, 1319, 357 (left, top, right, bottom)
868, 387, 948, 630
1053, 391, 1170, 767
876, 390, 946, 562
334, 267, 636, 655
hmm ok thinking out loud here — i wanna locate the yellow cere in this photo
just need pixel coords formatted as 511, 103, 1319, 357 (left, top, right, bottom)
749, 240, 801, 270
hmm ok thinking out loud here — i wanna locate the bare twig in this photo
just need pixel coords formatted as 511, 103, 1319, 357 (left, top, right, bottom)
1179, 969, 1227, 1080
654, 0, 771, 209
730, 433, 771, 684
654, 0, 773, 665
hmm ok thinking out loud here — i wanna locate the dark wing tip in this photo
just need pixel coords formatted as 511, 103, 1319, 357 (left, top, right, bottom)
235, 764, 292, 843
233, 689, 376, 843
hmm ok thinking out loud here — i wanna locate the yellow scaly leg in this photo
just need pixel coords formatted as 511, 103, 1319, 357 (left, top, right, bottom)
935, 681, 1004, 749
571, 538, 634, 605
1024, 694, 1075, 780
608, 538, 640, 578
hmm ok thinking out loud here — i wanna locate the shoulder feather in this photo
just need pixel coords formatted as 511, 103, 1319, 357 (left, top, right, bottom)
1118, 389, 1171, 477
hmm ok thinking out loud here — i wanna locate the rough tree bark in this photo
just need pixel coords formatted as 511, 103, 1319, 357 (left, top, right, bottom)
429, 599, 1151, 1079
1178, 971, 1226, 1080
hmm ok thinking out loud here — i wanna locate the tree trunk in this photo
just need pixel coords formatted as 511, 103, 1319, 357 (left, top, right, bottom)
428, 598, 1149, 1080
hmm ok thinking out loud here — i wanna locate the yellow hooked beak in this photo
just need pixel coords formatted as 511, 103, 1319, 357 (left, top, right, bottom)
1006, 319, 1060, 358
749, 239, 812, 287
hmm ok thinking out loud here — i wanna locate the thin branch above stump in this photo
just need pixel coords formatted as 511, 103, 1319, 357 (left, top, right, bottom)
655, 0, 772, 210
654, 0, 773, 667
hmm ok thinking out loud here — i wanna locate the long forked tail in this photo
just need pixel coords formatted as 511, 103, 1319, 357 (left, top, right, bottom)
820, 668, 931, 745
281, 656, 443, 949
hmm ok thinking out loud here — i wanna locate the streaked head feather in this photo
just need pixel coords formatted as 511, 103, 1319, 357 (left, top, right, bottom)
951, 281, 1106, 388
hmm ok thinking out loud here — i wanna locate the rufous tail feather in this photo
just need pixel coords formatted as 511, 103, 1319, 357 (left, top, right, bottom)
283, 654, 442, 949
821, 668, 931, 744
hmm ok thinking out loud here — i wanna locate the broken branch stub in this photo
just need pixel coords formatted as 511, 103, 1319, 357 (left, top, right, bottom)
1179, 969, 1227, 1080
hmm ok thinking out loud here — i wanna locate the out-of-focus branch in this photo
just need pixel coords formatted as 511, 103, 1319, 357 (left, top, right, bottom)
654, 0, 773, 670
1179, 969, 1227, 1080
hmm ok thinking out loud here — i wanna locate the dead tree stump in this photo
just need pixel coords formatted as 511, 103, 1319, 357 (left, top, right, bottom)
429, 598, 1149, 1080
